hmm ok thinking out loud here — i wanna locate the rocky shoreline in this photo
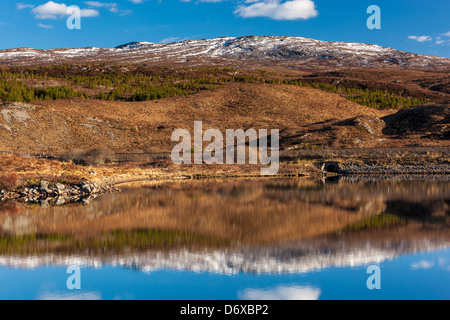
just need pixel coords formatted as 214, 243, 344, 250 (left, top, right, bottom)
340, 164, 450, 175
0, 180, 120, 206
1, 163, 449, 207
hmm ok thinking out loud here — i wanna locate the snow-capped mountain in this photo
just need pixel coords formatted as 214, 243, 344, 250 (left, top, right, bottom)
0, 36, 449, 70
0, 238, 448, 275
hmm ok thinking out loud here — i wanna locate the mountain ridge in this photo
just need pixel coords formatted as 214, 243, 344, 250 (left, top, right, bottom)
1, 36, 449, 70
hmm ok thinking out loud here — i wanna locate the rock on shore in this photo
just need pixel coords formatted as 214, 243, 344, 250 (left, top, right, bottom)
0, 180, 120, 206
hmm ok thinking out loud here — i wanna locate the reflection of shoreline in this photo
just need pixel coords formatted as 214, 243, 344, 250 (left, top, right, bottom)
0, 178, 448, 274
0, 238, 448, 275
1, 178, 448, 243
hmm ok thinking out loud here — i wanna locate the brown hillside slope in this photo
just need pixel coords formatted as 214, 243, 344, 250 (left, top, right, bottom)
0, 83, 444, 154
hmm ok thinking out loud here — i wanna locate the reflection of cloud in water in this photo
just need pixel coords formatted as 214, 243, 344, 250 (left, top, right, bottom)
38, 291, 102, 300
411, 260, 435, 270
411, 257, 450, 271
239, 285, 321, 300
437, 258, 450, 271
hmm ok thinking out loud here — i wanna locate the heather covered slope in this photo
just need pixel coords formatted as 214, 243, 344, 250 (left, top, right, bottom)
0, 83, 394, 154
0, 82, 448, 155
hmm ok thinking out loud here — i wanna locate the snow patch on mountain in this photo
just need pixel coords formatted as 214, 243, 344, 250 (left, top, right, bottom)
0, 36, 448, 69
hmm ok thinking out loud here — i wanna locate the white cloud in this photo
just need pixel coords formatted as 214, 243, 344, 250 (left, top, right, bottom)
37, 23, 54, 29
235, 0, 318, 21
238, 285, 321, 300
85, 1, 132, 15
160, 36, 191, 43
160, 36, 182, 43
31, 1, 99, 20
85, 1, 116, 11
16, 3, 34, 10
408, 35, 432, 43
411, 260, 435, 270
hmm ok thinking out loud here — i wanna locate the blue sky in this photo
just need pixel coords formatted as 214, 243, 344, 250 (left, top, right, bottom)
0, 0, 449, 57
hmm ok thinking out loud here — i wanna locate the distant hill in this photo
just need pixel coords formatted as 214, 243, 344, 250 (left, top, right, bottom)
1, 36, 449, 70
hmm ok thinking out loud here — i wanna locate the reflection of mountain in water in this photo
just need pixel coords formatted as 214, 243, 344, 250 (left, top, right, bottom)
0, 238, 447, 274
0, 178, 448, 274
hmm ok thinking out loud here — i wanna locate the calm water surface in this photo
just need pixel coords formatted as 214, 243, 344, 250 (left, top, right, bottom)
0, 177, 448, 300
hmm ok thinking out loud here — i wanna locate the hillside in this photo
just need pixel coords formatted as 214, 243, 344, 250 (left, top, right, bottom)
0, 36, 448, 170
0, 83, 400, 153
0, 81, 449, 157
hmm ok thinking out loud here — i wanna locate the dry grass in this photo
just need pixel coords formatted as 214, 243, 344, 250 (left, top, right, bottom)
0, 153, 322, 193
1, 81, 448, 157
0, 83, 392, 154
0, 154, 90, 190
